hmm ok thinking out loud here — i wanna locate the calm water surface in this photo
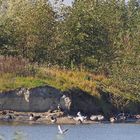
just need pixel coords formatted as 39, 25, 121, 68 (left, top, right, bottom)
0, 123, 140, 140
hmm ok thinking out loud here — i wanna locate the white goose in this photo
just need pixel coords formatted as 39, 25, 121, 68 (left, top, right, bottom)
74, 112, 87, 123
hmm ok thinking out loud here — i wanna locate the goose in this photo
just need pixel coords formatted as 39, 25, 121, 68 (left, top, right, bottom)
90, 115, 98, 121
57, 104, 63, 112
77, 112, 82, 117
74, 112, 87, 123
50, 116, 57, 123
4, 114, 14, 121
29, 114, 41, 121
110, 117, 117, 123
57, 104, 61, 110
117, 113, 126, 121
58, 125, 68, 134
97, 115, 104, 121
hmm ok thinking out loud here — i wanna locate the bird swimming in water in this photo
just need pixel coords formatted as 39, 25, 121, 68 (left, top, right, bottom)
58, 125, 68, 134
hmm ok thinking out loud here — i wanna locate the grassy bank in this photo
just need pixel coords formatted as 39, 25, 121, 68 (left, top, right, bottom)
0, 67, 102, 95
0, 66, 139, 102
0, 56, 140, 114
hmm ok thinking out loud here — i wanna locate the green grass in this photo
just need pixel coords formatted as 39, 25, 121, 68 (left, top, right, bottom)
0, 67, 139, 103
0, 67, 103, 96
0, 66, 140, 114
0, 73, 47, 92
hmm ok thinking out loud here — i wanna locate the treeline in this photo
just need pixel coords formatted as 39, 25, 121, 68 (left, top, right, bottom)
0, 0, 140, 97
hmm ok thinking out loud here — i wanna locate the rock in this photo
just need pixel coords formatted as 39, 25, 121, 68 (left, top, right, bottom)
0, 86, 70, 112
60, 95, 71, 111
0, 86, 101, 114
63, 88, 101, 114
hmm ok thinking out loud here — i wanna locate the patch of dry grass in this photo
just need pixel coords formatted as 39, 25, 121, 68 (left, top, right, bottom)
0, 65, 139, 107
38, 67, 107, 96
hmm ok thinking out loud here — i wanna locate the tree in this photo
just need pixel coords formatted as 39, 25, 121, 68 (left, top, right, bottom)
58, 0, 122, 73
0, 0, 56, 63
110, 0, 140, 99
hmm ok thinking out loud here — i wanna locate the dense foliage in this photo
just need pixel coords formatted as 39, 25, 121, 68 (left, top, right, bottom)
0, 0, 140, 109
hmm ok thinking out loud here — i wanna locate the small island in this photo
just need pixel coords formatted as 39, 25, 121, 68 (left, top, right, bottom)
0, 0, 139, 125
0, 86, 140, 125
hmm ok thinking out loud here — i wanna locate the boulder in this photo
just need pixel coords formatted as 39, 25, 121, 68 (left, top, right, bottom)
0, 86, 70, 112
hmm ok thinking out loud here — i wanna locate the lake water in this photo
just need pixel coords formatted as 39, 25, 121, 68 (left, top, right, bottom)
0, 123, 140, 140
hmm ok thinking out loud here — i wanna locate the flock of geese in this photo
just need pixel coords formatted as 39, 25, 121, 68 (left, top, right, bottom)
29, 111, 87, 123
28, 111, 88, 134
29, 113, 69, 134
2, 110, 103, 123
1, 111, 104, 135
2, 111, 134, 134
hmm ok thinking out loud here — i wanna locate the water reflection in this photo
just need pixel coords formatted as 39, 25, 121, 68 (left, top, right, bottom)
0, 123, 139, 140
12, 131, 27, 140
55, 134, 65, 140
0, 134, 5, 140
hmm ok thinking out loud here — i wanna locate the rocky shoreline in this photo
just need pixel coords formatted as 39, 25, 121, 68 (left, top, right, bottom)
0, 110, 140, 125
0, 86, 140, 125
0, 110, 97, 125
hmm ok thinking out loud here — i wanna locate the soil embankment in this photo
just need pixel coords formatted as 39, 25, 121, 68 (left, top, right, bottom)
0, 86, 100, 114
0, 85, 140, 122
